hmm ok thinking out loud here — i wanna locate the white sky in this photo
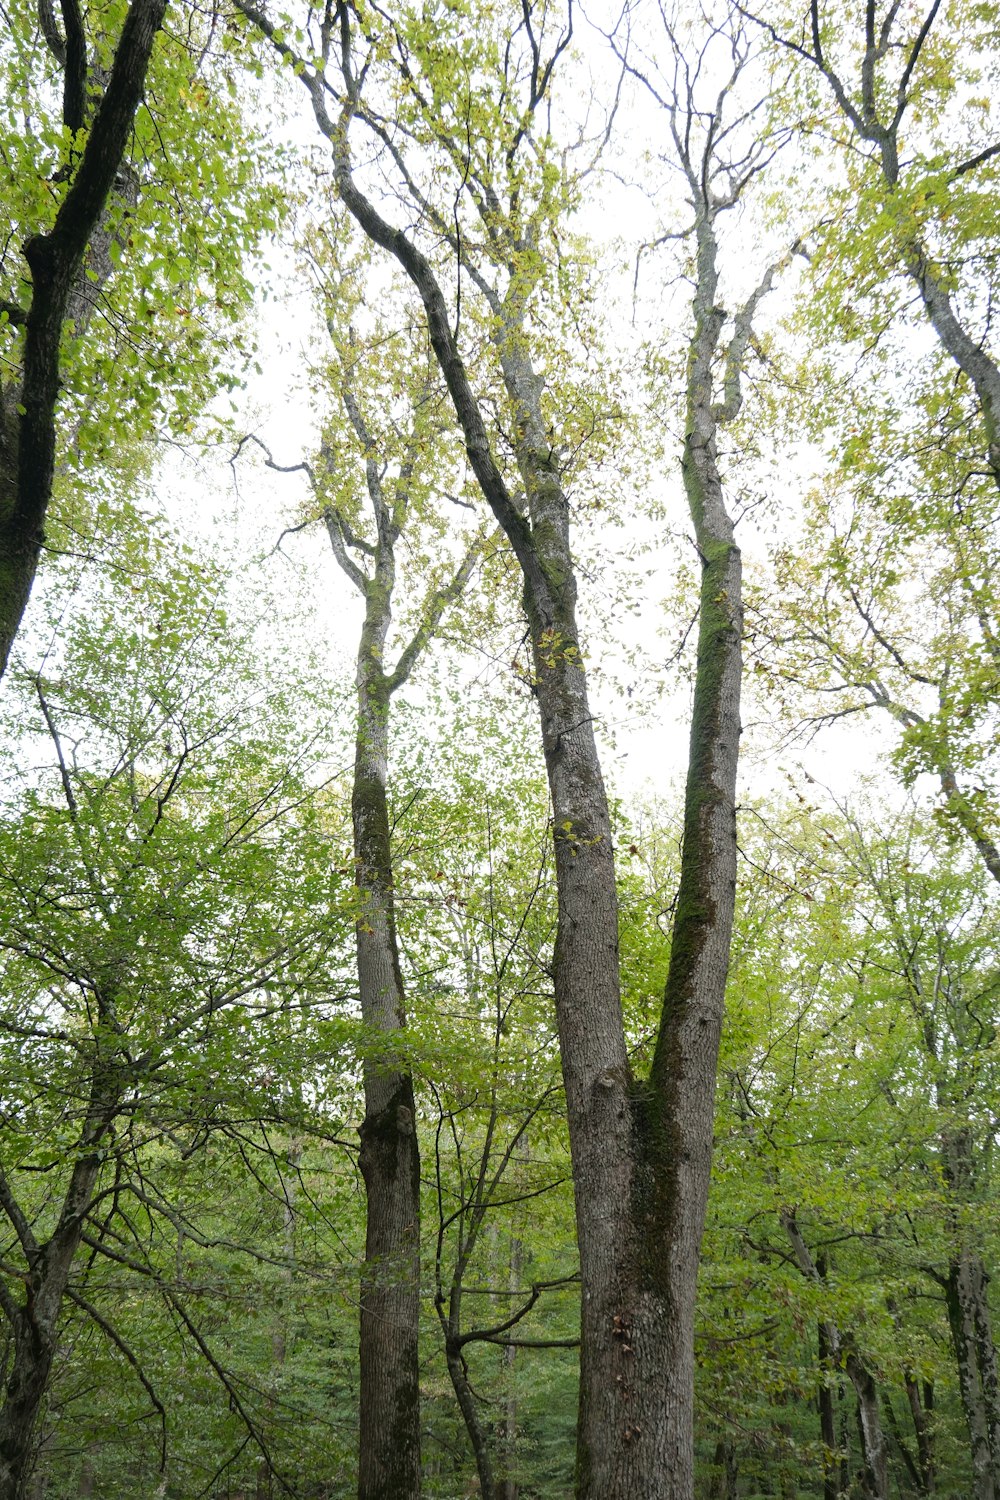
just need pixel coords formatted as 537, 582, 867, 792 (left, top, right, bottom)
47, 1, 942, 847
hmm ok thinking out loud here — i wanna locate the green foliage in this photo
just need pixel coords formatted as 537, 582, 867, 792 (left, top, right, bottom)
0, 0, 287, 523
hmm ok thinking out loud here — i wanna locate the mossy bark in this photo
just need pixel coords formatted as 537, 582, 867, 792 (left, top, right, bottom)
945, 1252, 1000, 1499
323, 47, 751, 1496
352, 574, 422, 1500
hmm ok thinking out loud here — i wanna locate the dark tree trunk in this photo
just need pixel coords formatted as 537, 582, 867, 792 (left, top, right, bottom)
0, 0, 168, 678
496, 1228, 523, 1500
707, 1438, 738, 1499
314, 345, 477, 1497
445, 1333, 496, 1500
904, 1371, 935, 1494
946, 1252, 1000, 1500
0, 1054, 119, 1498
353, 680, 422, 1500
351, 562, 421, 1500
784, 1219, 888, 1499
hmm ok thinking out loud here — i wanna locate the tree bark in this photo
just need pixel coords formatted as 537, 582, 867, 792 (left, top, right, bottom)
846, 1352, 889, 1500
312, 341, 479, 1498
818, 1320, 840, 1500
904, 1375, 935, 1496
233, 11, 759, 1493
0, 1050, 121, 1498
707, 1438, 738, 1499
330, 455, 423, 1500
353, 655, 422, 1500
496, 1227, 523, 1500
945, 1252, 1000, 1500
0, 0, 168, 678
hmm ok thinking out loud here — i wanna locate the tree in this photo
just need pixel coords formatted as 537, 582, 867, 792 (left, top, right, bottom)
0, 0, 167, 676
0, 0, 281, 679
228, 0, 786, 1491
0, 526, 344, 1496
706, 793, 1000, 1497
239, 268, 489, 1498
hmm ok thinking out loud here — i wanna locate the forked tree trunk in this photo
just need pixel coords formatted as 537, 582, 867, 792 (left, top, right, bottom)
317, 73, 745, 1500
904, 1374, 935, 1495
783, 1219, 888, 1500
224, 10, 769, 1493
315, 353, 479, 1498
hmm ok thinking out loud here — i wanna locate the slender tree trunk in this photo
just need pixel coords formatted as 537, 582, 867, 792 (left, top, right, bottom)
783, 1220, 888, 1499
445, 1331, 496, 1500
819, 1321, 839, 1500
707, 1438, 737, 1499
255, 1139, 300, 1500
839, 1393, 851, 1498
845, 1353, 889, 1500
496, 1227, 523, 1500
353, 632, 421, 1500
906, 1376, 935, 1496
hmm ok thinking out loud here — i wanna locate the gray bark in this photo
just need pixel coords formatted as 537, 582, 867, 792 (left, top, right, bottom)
329, 424, 422, 1500
230, 8, 763, 1493
496, 1226, 523, 1500
904, 1374, 935, 1496
945, 1251, 1000, 1500
312, 352, 481, 1499
818, 1319, 841, 1500
353, 657, 422, 1500
765, 1, 1000, 479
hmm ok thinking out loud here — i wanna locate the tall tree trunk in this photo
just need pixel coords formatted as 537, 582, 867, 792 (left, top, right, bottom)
352, 599, 421, 1500
234, 13, 771, 1494
905, 1375, 935, 1496
707, 1438, 737, 1499
305, 316, 480, 1498
783, 1219, 888, 1499
845, 1353, 889, 1500
496, 1227, 523, 1500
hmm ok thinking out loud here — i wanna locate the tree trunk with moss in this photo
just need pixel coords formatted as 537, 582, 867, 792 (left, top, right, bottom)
233, 8, 764, 1492
309, 336, 482, 1499
353, 647, 422, 1500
